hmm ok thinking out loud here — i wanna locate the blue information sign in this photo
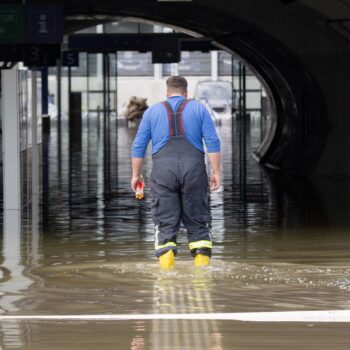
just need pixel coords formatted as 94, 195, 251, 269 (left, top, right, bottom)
25, 4, 63, 44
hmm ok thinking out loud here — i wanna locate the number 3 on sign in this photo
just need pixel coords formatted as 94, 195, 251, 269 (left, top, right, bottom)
29, 46, 40, 61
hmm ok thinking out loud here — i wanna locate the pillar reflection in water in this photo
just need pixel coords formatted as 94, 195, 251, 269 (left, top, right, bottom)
31, 192, 41, 268
0, 212, 27, 349
151, 271, 223, 349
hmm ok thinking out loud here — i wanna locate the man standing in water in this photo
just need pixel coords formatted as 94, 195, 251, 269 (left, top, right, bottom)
131, 76, 221, 269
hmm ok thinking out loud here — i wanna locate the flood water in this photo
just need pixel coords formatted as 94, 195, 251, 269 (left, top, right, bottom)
1, 112, 350, 349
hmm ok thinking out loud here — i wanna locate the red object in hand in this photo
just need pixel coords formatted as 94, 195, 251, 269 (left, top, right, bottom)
135, 176, 144, 200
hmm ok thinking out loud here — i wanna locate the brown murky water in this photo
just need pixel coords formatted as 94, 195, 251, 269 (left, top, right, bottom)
0, 113, 350, 349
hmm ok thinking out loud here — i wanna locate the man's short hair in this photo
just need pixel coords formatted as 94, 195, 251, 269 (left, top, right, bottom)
166, 76, 188, 91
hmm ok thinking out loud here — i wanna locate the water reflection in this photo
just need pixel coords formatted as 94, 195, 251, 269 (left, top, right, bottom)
0, 211, 29, 349
0, 258, 349, 348
152, 270, 222, 349
1, 211, 32, 313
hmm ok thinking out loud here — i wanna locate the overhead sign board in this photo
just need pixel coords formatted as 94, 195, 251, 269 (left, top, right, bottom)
0, 4, 63, 44
68, 34, 216, 53
152, 38, 181, 63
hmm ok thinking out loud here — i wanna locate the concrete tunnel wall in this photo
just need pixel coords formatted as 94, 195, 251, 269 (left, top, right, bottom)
210, 0, 350, 179
60, 0, 349, 179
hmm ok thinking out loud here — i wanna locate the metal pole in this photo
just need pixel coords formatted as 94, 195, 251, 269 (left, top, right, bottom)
115, 51, 119, 190
115, 51, 118, 116
41, 67, 48, 115
231, 54, 235, 122
242, 64, 247, 229
231, 54, 235, 187
238, 61, 242, 117
56, 59, 62, 179
31, 69, 40, 267
68, 64, 71, 119
107, 54, 111, 197
103, 53, 106, 118
57, 59, 61, 134
107, 54, 111, 114
31, 70, 39, 197
68, 65, 72, 146
242, 64, 247, 115
102, 53, 108, 199
242, 64, 247, 159
260, 84, 263, 142
231, 55, 234, 107
87, 53, 90, 112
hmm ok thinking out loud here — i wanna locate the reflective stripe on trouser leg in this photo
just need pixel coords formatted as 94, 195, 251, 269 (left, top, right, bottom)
154, 225, 178, 258
155, 242, 177, 257
189, 239, 213, 257
189, 240, 213, 251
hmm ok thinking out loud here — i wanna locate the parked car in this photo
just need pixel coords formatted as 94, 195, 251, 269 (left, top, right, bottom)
194, 80, 237, 116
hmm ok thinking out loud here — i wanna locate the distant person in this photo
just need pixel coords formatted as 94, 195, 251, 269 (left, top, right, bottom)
121, 96, 148, 125
131, 76, 221, 270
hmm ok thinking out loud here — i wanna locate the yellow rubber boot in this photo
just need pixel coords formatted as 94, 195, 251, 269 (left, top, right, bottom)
194, 254, 210, 267
159, 250, 175, 270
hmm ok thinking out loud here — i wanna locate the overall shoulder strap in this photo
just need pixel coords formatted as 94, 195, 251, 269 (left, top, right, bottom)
175, 99, 191, 135
161, 101, 176, 136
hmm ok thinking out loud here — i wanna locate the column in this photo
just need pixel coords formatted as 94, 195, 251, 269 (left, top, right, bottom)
2, 66, 21, 210
31, 70, 39, 197
211, 51, 218, 81
154, 25, 163, 80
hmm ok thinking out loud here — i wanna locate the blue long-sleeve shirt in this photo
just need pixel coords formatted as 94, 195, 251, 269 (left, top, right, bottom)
131, 96, 221, 158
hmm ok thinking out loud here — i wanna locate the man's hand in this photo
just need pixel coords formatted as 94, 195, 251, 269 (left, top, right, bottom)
207, 152, 221, 191
210, 172, 221, 191
131, 158, 144, 192
131, 175, 141, 193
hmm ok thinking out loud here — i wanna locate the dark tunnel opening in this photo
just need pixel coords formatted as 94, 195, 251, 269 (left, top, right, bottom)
62, 2, 328, 176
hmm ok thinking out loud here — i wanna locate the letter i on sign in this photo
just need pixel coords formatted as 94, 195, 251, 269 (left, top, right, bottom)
38, 14, 48, 34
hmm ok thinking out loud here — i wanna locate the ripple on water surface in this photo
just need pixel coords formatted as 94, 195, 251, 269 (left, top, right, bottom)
27, 259, 350, 315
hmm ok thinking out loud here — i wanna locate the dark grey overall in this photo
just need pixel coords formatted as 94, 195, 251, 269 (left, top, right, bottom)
151, 99, 212, 258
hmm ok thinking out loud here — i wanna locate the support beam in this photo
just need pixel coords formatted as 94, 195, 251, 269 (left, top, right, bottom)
2, 66, 21, 210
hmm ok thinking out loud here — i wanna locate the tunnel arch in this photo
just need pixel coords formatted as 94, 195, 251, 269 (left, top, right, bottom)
64, 2, 328, 176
